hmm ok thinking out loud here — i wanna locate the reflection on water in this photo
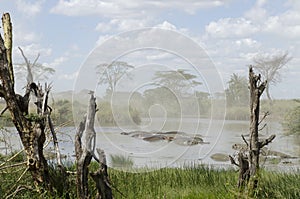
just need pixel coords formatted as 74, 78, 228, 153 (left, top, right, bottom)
1, 118, 299, 171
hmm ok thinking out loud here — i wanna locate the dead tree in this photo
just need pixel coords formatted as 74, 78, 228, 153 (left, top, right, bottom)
75, 92, 113, 199
230, 66, 276, 192
0, 13, 63, 191
249, 67, 276, 188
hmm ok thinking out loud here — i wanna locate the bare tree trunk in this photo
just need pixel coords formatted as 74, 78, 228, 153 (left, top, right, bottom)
248, 66, 275, 191
2, 13, 14, 87
249, 67, 264, 177
75, 92, 113, 199
0, 13, 52, 190
75, 116, 93, 198
230, 67, 276, 195
91, 149, 113, 199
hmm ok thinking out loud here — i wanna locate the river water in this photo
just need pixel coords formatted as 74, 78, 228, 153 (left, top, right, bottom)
1, 118, 299, 171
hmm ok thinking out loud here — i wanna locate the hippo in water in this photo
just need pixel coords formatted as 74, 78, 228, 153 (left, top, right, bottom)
232, 143, 296, 158
121, 130, 207, 146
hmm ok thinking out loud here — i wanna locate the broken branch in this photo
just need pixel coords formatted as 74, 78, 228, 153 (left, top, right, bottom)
259, 134, 276, 148
258, 111, 270, 125
229, 155, 239, 167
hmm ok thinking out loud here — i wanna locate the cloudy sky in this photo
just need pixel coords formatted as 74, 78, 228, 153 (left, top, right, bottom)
1, 0, 300, 99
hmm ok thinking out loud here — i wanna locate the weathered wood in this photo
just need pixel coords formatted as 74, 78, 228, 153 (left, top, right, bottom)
75, 117, 92, 198
1, 13, 14, 87
230, 152, 249, 189
75, 92, 97, 198
230, 67, 276, 193
0, 13, 51, 190
90, 149, 113, 199
249, 67, 267, 176
237, 152, 250, 188
75, 92, 113, 199
18, 46, 36, 83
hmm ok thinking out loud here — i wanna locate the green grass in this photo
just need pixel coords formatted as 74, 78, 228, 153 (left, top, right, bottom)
1, 160, 299, 198
110, 154, 134, 169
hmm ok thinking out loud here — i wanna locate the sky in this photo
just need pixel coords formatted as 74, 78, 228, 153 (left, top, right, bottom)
1, 0, 300, 99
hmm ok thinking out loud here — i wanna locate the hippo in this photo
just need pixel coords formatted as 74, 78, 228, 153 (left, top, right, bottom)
210, 153, 230, 162
121, 130, 207, 146
173, 136, 204, 146
232, 143, 296, 158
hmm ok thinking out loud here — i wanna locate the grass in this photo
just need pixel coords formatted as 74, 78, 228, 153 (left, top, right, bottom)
110, 154, 134, 169
1, 160, 299, 198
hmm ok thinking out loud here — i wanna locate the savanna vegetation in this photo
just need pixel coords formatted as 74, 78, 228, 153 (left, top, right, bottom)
1, 155, 300, 198
0, 12, 299, 199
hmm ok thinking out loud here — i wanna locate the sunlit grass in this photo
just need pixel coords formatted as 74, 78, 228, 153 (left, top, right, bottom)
0, 159, 299, 198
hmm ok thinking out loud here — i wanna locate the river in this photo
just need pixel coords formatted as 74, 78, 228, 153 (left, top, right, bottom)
1, 118, 299, 171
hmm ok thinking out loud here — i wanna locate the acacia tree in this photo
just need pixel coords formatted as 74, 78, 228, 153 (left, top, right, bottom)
15, 47, 55, 83
153, 69, 201, 96
96, 61, 134, 94
253, 52, 292, 101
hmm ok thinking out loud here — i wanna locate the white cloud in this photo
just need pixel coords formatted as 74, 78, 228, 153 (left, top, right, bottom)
96, 18, 152, 33
262, 11, 300, 39
95, 34, 113, 46
13, 24, 41, 44
156, 21, 177, 30
146, 52, 174, 61
205, 18, 258, 38
59, 71, 79, 80
51, 0, 230, 17
13, 44, 52, 62
16, 0, 44, 17
48, 56, 68, 69
235, 38, 260, 48
244, 4, 267, 22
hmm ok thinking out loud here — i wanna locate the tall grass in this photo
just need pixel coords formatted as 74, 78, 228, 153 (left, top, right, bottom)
0, 161, 299, 198
110, 154, 134, 169
108, 166, 300, 199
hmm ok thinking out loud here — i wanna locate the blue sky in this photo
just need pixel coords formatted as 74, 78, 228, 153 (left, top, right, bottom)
1, 0, 300, 99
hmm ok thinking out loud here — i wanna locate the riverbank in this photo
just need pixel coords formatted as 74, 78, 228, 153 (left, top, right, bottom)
0, 161, 299, 198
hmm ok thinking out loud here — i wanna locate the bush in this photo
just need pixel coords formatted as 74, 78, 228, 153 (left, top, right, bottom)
283, 105, 300, 135
225, 106, 249, 120
110, 154, 134, 169
97, 101, 141, 126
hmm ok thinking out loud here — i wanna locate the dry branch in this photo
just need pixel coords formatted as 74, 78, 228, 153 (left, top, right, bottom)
75, 92, 112, 199
230, 66, 276, 193
0, 13, 52, 190
259, 134, 276, 148
1, 13, 14, 87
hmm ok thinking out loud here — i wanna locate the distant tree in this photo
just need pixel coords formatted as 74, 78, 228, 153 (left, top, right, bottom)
15, 47, 55, 83
195, 91, 211, 116
52, 99, 73, 126
253, 51, 292, 101
153, 69, 201, 96
283, 99, 300, 135
225, 73, 249, 106
143, 87, 180, 117
96, 61, 134, 94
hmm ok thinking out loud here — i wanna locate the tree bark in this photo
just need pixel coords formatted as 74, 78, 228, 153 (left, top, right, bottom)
249, 67, 264, 176
1, 13, 14, 87
248, 66, 275, 191
0, 13, 51, 190
230, 67, 276, 194
75, 92, 97, 198
91, 149, 113, 199
75, 92, 113, 199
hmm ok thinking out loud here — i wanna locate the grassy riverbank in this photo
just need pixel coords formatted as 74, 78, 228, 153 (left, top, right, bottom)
1, 159, 299, 198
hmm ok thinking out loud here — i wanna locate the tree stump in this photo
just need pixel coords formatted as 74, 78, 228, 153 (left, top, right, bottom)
230, 66, 276, 193
75, 92, 113, 199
